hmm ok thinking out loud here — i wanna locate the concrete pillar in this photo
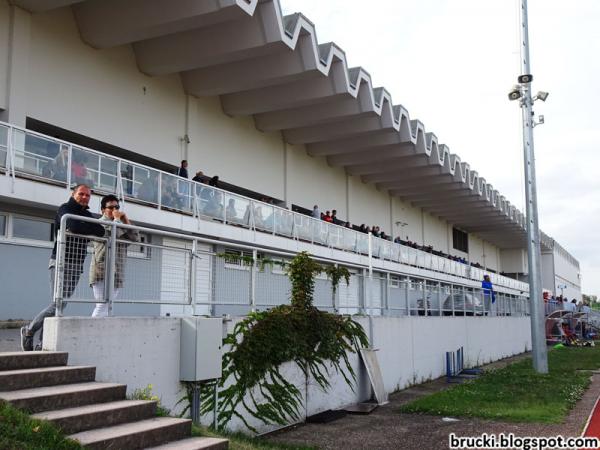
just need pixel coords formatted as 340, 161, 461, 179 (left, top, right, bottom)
0, 5, 31, 126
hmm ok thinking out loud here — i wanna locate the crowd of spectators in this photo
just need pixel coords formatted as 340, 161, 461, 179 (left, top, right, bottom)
176, 161, 503, 275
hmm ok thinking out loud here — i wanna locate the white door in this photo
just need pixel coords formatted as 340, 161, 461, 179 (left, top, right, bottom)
160, 238, 212, 316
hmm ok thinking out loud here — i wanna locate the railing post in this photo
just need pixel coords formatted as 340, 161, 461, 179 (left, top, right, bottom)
385, 272, 390, 316
157, 173, 163, 210
360, 268, 367, 315
332, 263, 339, 313
367, 232, 373, 277
405, 277, 410, 316
190, 240, 196, 314
250, 249, 257, 312
66, 144, 72, 188
53, 224, 66, 317
106, 221, 118, 316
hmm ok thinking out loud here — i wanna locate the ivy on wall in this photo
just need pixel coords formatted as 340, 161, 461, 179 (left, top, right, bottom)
200, 251, 368, 432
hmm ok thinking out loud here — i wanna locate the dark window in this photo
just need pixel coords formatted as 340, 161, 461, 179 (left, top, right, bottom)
452, 228, 468, 253
12, 217, 54, 241
0, 215, 6, 236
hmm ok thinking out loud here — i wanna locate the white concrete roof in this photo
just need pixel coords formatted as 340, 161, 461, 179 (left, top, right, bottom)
11, 0, 556, 250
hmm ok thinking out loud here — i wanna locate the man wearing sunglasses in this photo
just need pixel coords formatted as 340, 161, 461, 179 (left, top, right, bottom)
89, 195, 139, 317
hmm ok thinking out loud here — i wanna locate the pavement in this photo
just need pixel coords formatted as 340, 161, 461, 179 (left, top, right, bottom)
0, 328, 20, 352
264, 354, 600, 450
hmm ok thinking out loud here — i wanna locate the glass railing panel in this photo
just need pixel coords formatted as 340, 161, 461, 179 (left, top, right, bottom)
328, 224, 342, 249
416, 251, 425, 268
312, 219, 328, 245
252, 201, 274, 233
71, 146, 119, 193
371, 237, 381, 258
11, 129, 61, 180
161, 173, 193, 213
390, 243, 400, 262
399, 246, 410, 264
273, 208, 294, 237
122, 163, 159, 205
356, 233, 369, 255
224, 193, 251, 227
380, 240, 391, 260
196, 184, 220, 218
341, 228, 357, 251
294, 214, 312, 241
0, 124, 8, 169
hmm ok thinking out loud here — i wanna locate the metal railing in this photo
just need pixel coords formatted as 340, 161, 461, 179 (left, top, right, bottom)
0, 120, 529, 293
53, 215, 530, 318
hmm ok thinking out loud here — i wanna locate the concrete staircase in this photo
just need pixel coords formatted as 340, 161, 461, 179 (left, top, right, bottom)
0, 351, 228, 450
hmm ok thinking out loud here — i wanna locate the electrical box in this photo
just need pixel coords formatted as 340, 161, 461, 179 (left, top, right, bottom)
180, 317, 222, 381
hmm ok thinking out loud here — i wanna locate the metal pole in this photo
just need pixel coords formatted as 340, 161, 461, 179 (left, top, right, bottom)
106, 221, 118, 317
519, 0, 548, 373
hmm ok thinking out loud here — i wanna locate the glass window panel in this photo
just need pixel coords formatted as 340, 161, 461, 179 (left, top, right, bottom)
12, 217, 53, 241
0, 215, 6, 236
0, 125, 7, 168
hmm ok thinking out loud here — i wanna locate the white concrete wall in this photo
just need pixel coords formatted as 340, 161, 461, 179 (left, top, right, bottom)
348, 176, 389, 232
500, 248, 528, 274
0, 1, 9, 110
44, 315, 531, 434
423, 213, 448, 253
286, 143, 346, 216
190, 97, 285, 199
27, 8, 187, 164
393, 197, 423, 245
541, 252, 555, 293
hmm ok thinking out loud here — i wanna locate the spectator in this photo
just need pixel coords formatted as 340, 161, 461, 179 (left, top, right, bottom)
177, 160, 188, 178
21, 184, 105, 351
482, 274, 496, 306
311, 205, 320, 219
323, 211, 333, 223
192, 171, 204, 183
90, 195, 139, 317
209, 175, 219, 187
46, 147, 68, 182
331, 209, 341, 225
71, 153, 90, 186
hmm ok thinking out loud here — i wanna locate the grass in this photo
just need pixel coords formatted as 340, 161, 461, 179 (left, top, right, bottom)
0, 400, 83, 450
192, 425, 317, 450
399, 346, 600, 423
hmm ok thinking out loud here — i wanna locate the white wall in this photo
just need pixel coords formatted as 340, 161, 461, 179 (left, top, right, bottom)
44, 315, 532, 434
393, 197, 422, 244
27, 8, 187, 165
0, 1, 9, 110
500, 248, 527, 274
348, 176, 389, 232
286, 142, 346, 216
423, 213, 448, 253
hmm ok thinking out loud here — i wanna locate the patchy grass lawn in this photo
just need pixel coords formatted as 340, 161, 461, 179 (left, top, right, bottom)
193, 425, 317, 450
0, 400, 83, 450
399, 346, 600, 423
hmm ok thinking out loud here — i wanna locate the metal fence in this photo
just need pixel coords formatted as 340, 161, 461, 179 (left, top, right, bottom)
0, 121, 530, 293
53, 215, 530, 318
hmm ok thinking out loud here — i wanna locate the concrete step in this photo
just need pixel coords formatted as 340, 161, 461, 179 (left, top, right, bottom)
146, 436, 229, 450
32, 399, 157, 434
69, 417, 192, 450
0, 382, 127, 413
0, 351, 68, 371
0, 365, 96, 391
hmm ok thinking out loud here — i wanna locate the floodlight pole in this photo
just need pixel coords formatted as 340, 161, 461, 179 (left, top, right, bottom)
519, 0, 548, 373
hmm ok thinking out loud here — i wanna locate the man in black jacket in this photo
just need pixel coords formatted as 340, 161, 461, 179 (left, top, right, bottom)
21, 184, 105, 351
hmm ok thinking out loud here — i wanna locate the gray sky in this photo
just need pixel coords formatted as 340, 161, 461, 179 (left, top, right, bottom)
281, 0, 599, 295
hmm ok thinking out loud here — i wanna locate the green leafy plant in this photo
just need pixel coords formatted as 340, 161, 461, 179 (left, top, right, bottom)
128, 384, 171, 417
201, 252, 368, 432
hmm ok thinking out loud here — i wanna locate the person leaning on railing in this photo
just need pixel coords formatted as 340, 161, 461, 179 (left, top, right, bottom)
89, 195, 139, 317
21, 184, 105, 351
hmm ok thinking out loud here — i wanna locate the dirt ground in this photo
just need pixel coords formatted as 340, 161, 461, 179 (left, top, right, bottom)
264, 353, 600, 450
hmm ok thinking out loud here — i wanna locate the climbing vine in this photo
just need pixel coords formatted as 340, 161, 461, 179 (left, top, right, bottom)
200, 251, 368, 432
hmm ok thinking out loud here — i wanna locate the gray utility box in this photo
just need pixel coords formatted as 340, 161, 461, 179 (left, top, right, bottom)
180, 317, 222, 381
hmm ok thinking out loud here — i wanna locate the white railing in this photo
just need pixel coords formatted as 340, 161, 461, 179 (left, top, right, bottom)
0, 120, 529, 293
53, 214, 530, 318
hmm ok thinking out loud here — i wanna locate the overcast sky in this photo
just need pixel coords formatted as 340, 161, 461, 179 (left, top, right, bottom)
281, 0, 599, 295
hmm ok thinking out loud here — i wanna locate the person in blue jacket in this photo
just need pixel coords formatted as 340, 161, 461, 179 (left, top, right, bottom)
482, 274, 496, 315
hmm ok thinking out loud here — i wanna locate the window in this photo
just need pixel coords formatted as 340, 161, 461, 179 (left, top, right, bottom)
0, 215, 6, 237
390, 275, 401, 288
12, 216, 54, 242
223, 248, 264, 271
127, 232, 151, 259
452, 228, 468, 253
